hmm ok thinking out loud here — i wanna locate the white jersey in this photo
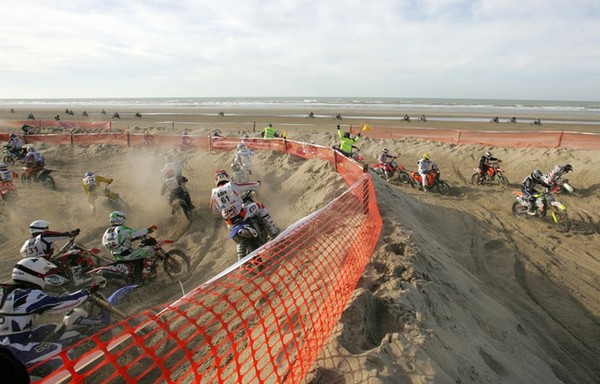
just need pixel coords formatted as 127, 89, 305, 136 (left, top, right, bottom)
24, 151, 44, 164
418, 159, 434, 174
162, 161, 183, 177
210, 181, 260, 219
0, 169, 14, 182
163, 175, 180, 191
233, 149, 253, 171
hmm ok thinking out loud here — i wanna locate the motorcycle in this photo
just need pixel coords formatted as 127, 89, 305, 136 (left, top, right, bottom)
511, 190, 570, 232
8, 285, 136, 376
88, 230, 191, 285
101, 187, 127, 209
21, 166, 56, 190
170, 194, 193, 222
471, 161, 509, 186
44, 235, 113, 292
228, 191, 270, 271
2, 145, 26, 166
370, 158, 411, 183
0, 181, 18, 203
547, 176, 575, 196
407, 165, 451, 195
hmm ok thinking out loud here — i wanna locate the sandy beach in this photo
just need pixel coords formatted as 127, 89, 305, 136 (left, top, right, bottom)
1, 104, 599, 383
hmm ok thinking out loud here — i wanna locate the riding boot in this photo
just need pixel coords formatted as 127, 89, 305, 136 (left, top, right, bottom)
70, 266, 91, 286
260, 214, 280, 239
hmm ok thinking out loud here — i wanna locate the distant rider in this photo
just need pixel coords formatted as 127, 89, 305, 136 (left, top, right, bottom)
545, 164, 573, 186
477, 151, 500, 184
521, 169, 552, 215
82, 171, 116, 213
335, 124, 361, 158
231, 142, 254, 183
0, 258, 103, 362
417, 153, 436, 191
160, 168, 195, 214
101, 211, 158, 281
377, 148, 396, 181
0, 162, 18, 192
6, 133, 25, 158
210, 170, 280, 239
22, 147, 45, 174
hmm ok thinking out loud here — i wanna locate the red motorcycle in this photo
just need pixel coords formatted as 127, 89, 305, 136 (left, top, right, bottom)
407, 166, 451, 195
21, 165, 56, 190
0, 179, 18, 203
370, 159, 411, 183
471, 161, 509, 186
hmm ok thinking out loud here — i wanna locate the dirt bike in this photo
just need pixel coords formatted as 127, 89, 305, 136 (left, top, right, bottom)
7, 285, 136, 376
3, 145, 26, 165
547, 176, 575, 196
0, 181, 18, 203
88, 231, 191, 285
471, 161, 509, 186
407, 166, 451, 195
228, 191, 270, 272
44, 236, 113, 292
511, 190, 570, 232
370, 158, 411, 183
170, 194, 193, 222
21, 166, 56, 190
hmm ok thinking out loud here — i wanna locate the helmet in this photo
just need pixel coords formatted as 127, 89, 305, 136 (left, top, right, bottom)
422, 153, 430, 160
108, 211, 126, 226
531, 169, 543, 181
237, 143, 246, 150
84, 171, 94, 178
215, 170, 230, 186
164, 169, 175, 178
564, 164, 573, 173
382, 148, 389, 154
343, 132, 350, 139
485, 151, 492, 157
28, 147, 35, 153
29, 219, 50, 235
12, 257, 56, 288
9, 133, 16, 138
0, 162, 7, 170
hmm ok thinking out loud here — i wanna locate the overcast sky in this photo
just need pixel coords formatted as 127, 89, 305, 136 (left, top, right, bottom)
1, 0, 598, 101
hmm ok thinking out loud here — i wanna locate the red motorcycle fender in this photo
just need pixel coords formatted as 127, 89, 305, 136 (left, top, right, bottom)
158, 239, 174, 247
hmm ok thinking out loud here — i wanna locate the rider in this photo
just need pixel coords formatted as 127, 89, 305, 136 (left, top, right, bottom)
336, 124, 361, 158
160, 168, 195, 214
0, 162, 18, 192
417, 153, 436, 191
22, 147, 45, 174
477, 151, 500, 184
545, 164, 573, 186
377, 148, 396, 181
82, 171, 115, 213
20, 220, 80, 259
101, 211, 158, 281
231, 142, 254, 183
521, 169, 552, 215
210, 170, 280, 239
6, 133, 25, 158
0, 258, 103, 359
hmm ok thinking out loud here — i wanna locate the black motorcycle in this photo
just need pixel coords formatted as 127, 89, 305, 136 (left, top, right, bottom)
3, 145, 26, 165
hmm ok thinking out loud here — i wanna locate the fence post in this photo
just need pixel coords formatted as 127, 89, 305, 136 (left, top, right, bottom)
456, 129, 462, 145
70, 132, 74, 147
283, 138, 288, 154
126, 131, 130, 147
333, 149, 338, 173
556, 131, 564, 148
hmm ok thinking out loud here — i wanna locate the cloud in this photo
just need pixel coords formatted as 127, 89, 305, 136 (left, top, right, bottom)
0, 0, 599, 100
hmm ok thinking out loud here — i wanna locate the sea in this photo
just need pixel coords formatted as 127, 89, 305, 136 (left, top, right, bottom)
1, 97, 599, 125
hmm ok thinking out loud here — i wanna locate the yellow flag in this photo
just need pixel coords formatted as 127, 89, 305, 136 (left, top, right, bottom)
360, 123, 372, 132
282, 129, 288, 138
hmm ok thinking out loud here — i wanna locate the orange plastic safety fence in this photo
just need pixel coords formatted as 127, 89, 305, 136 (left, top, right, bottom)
29, 139, 381, 384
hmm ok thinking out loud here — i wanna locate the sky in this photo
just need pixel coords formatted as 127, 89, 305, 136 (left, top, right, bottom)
1, 0, 599, 101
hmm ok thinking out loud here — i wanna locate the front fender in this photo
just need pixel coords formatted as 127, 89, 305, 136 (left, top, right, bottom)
550, 201, 567, 210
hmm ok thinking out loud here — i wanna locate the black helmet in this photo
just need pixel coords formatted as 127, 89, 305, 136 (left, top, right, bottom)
531, 169, 543, 181
564, 164, 573, 173
343, 132, 350, 139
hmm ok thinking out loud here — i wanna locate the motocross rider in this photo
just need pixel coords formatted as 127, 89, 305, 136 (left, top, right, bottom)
101, 211, 158, 281
231, 142, 254, 183
0, 258, 104, 356
82, 171, 116, 213
160, 169, 195, 214
335, 125, 360, 158
377, 148, 396, 181
545, 164, 573, 186
521, 169, 553, 215
417, 153, 436, 191
210, 170, 280, 239
477, 151, 500, 184
0, 162, 18, 190
22, 147, 45, 174
6, 133, 25, 158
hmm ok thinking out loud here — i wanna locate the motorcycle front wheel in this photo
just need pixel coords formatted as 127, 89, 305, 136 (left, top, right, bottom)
162, 250, 191, 280
497, 175, 509, 186
551, 209, 571, 232
2, 155, 14, 166
436, 181, 451, 195
397, 171, 411, 184
511, 201, 528, 217
470, 172, 482, 185
40, 174, 56, 190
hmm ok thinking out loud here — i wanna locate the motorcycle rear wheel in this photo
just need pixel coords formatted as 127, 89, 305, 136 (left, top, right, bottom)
162, 250, 191, 280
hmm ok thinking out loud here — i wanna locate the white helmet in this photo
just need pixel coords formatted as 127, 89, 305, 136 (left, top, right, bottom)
29, 219, 50, 235
485, 151, 492, 157
12, 257, 57, 288
0, 162, 7, 170
109, 211, 126, 226
382, 148, 389, 154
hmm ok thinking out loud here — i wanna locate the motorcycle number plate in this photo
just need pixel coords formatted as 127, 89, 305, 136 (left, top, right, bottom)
116, 264, 131, 274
